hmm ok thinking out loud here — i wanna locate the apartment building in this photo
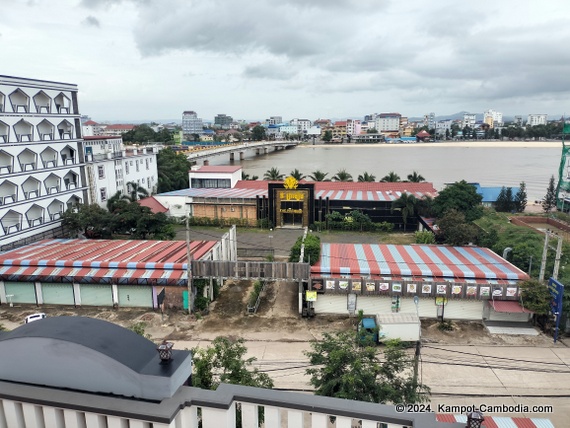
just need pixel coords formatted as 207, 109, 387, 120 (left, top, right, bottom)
290, 118, 312, 134
0, 75, 88, 249
484, 109, 503, 128
83, 137, 158, 208
527, 114, 548, 126
214, 114, 233, 129
181, 110, 203, 136
462, 113, 477, 129
375, 113, 401, 133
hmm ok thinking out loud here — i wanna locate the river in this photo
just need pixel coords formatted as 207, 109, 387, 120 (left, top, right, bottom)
206, 141, 564, 202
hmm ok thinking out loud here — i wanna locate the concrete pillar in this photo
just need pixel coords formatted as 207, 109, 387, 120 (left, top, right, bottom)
73, 282, 81, 306
264, 148, 268, 154
112, 284, 119, 307
287, 409, 303, 428
43, 407, 65, 428
256, 149, 260, 155
178, 406, 199, 428
336, 416, 352, 428
229, 153, 234, 161
265, 407, 282, 428
202, 403, 236, 428
241, 403, 258, 428
35, 281, 42, 305
311, 413, 327, 427
203, 160, 209, 165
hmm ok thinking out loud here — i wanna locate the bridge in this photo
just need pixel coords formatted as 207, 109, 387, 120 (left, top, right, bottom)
184, 141, 300, 164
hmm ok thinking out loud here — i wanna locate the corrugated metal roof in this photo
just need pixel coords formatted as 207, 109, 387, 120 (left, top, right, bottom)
312, 243, 529, 281
0, 239, 217, 285
436, 415, 554, 427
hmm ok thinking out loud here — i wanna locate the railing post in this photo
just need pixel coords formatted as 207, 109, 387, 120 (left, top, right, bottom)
265, 406, 282, 427
241, 403, 259, 428
287, 409, 303, 428
202, 402, 236, 428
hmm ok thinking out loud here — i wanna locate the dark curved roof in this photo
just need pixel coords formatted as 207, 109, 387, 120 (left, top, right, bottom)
0, 316, 193, 401
0, 316, 156, 371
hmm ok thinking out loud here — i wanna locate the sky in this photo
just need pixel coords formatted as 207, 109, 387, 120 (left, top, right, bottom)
2, 0, 570, 122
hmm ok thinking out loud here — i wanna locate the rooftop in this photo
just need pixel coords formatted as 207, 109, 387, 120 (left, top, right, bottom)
189, 165, 243, 174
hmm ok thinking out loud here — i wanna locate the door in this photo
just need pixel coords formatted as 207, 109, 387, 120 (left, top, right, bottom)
4, 282, 36, 304
118, 285, 153, 308
41, 283, 74, 305
80, 284, 113, 306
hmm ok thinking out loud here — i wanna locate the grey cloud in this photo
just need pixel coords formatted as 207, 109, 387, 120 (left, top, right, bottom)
243, 62, 297, 80
83, 16, 101, 27
80, 0, 148, 8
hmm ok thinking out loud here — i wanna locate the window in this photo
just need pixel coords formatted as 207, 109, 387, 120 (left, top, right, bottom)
136, 162, 139, 172
125, 163, 129, 174
146, 158, 149, 170
98, 165, 105, 179
100, 187, 107, 201
191, 178, 231, 189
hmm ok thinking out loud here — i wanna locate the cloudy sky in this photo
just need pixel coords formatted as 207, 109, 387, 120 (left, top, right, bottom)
2, 0, 569, 122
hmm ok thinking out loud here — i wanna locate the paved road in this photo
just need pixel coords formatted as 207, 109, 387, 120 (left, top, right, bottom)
173, 338, 569, 427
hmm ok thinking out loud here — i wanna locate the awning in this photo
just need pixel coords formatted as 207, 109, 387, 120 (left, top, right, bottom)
490, 300, 533, 313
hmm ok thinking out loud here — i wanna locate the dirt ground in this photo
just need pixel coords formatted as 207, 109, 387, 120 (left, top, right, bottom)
0, 281, 558, 347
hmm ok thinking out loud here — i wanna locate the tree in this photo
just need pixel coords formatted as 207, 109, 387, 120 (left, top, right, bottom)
157, 147, 192, 193
322, 130, 333, 142
106, 190, 129, 213
358, 172, 376, 182
514, 181, 528, 213
305, 331, 430, 404
381, 172, 401, 182
392, 193, 418, 231
332, 169, 353, 182
61, 204, 113, 238
192, 336, 273, 390
251, 125, 266, 141
289, 234, 320, 264
519, 279, 553, 315
542, 175, 557, 213
289, 168, 306, 181
263, 167, 283, 181
495, 186, 514, 212
366, 128, 378, 134
241, 171, 258, 181
406, 171, 425, 183
432, 180, 483, 222
415, 230, 436, 244
309, 170, 329, 181
126, 181, 149, 202
436, 209, 478, 246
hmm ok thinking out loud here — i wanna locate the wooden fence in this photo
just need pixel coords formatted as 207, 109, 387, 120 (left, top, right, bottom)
191, 260, 310, 281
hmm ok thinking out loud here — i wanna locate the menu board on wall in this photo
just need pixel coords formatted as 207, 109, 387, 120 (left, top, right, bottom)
326, 280, 336, 290
421, 284, 432, 294
480, 287, 490, 297
407, 283, 417, 293
366, 282, 376, 292
452, 285, 462, 295
352, 281, 362, 292
466, 286, 477, 296
506, 287, 517, 297
437, 284, 447, 295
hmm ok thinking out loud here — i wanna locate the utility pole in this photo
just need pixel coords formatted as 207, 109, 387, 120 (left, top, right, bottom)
553, 234, 564, 280
186, 215, 194, 314
538, 231, 550, 282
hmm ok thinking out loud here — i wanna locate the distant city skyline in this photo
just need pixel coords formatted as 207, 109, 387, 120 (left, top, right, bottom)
2, 1, 569, 121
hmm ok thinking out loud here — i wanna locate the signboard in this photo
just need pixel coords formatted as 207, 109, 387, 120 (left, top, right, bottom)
548, 278, 565, 343
306, 291, 317, 302
435, 297, 448, 306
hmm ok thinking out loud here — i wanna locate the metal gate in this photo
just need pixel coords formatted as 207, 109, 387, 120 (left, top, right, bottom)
4, 282, 36, 304
80, 284, 113, 306
440, 300, 483, 321
41, 283, 75, 305
118, 286, 153, 308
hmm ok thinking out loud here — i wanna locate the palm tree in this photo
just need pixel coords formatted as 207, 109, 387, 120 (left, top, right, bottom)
263, 167, 284, 181
391, 193, 418, 231
309, 170, 329, 181
126, 181, 149, 202
358, 172, 376, 182
241, 171, 259, 181
106, 190, 129, 213
332, 169, 353, 182
289, 168, 306, 181
381, 171, 401, 182
407, 171, 425, 182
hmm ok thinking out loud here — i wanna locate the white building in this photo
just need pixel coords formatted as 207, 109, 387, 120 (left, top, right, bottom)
81, 120, 105, 137
83, 137, 158, 208
0, 75, 88, 250
346, 119, 361, 136
266, 116, 282, 125
182, 110, 203, 136
424, 112, 436, 130
375, 113, 401, 132
462, 113, 477, 128
484, 109, 503, 128
435, 119, 453, 137
527, 114, 548, 126
290, 118, 312, 135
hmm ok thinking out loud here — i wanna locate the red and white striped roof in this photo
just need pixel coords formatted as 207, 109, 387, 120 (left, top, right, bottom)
312, 243, 529, 282
0, 239, 217, 285
437, 414, 554, 427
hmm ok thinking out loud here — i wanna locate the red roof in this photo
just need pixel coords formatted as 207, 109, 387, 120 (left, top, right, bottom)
334, 121, 347, 126
105, 124, 135, 130
138, 196, 168, 213
416, 130, 431, 137
84, 120, 98, 125
490, 300, 532, 313
83, 136, 121, 140
0, 239, 218, 285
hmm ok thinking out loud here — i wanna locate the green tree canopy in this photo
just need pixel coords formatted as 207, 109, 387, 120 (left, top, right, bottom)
309, 170, 329, 181
157, 147, 192, 193
542, 175, 557, 213
263, 167, 284, 181
289, 234, 321, 264
322, 130, 333, 142
305, 331, 430, 404
406, 171, 425, 183
332, 169, 353, 182
495, 186, 515, 212
520, 279, 553, 315
358, 172, 376, 182
432, 180, 483, 221
514, 181, 528, 213
192, 336, 273, 390
62, 204, 113, 238
122, 124, 173, 144
126, 181, 150, 202
289, 168, 306, 181
392, 193, 418, 231
436, 208, 478, 246
251, 125, 266, 141
381, 172, 401, 182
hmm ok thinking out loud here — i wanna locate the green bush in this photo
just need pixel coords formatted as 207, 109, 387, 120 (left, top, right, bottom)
289, 234, 321, 264
415, 230, 436, 244
248, 280, 264, 307
194, 295, 210, 311
375, 222, 394, 232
